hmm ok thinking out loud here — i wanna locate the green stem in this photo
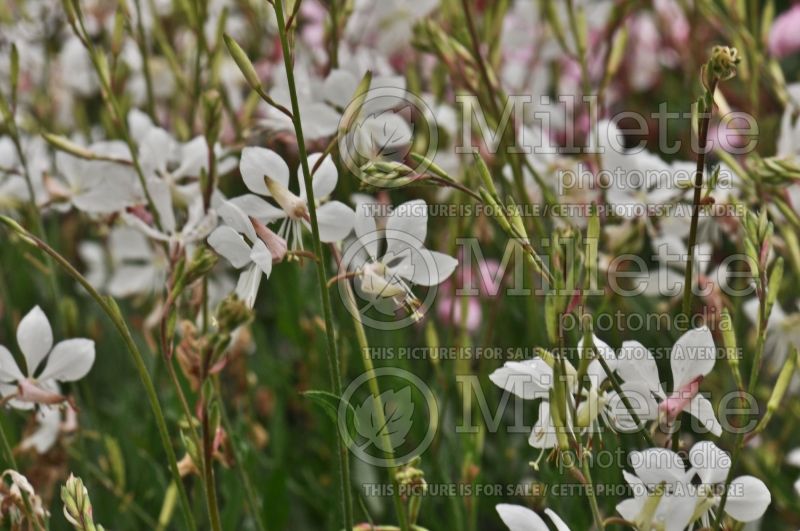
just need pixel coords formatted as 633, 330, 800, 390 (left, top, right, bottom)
335, 247, 410, 530
712, 266, 768, 530
0, 217, 197, 531
202, 397, 223, 531
215, 379, 268, 531
580, 453, 604, 530
0, 420, 17, 469
272, 1, 354, 529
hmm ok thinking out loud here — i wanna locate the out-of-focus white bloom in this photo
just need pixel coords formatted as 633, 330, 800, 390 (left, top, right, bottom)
106, 226, 168, 298
0, 135, 49, 210
0, 306, 95, 409
344, 0, 438, 55
19, 404, 77, 454
208, 201, 287, 308
50, 140, 139, 214
496, 504, 570, 531
261, 63, 343, 139
743, 298, 800, 370
616, 327, 722, 436
594, 119, 693, 220
121, 179, 217, 253
129, 109, 235, 203
230, 147, 355, 249
57, 36, 98, 97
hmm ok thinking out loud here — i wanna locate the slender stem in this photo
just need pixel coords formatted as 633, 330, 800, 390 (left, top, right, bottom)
0, 421, 17, 469
272, 2, 353, 529
215, 378, 268, 531
132, 0, 156, 118
712, 266, 768, 530
0, 217, 197, 531
682, 84, 716, 317
580, 453, 605, 530
202, 398, 223, 531
334, 246, 410, 531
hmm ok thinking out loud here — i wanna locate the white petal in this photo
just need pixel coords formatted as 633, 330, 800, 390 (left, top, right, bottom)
724, 476, 771, 522
228, 194, 286, 222
306, 153, 338, 199
20, 407, 61, 453
529, 401, 559, 449
207, 226, 252, 268
630, 448, 688, 488
495, 504, 549, 531
385, 199, 427, 257
0, 345, 24, 382
578, 335, 617, 384
616, 340, 661, 391
250, 240, 273, 278
322, 69, 358, 108
38, 339, 95, 382
686, 394, 723, 437
399, 249, 458, 287
107, 265, 157, 298
147, 178, 176, 234
670, 326, 716, 390
315, 201, 355, 242
17, 306, 53, 376
689, 441, 730, 485
543, 509, 570, 531
235, 265, 263, 309
218, 200, 257, 240
139, 127, 177, 175
489, 358, 553, 399
787, 448, 800, 467
354, 204, 379, 260
240, 147, 289, 196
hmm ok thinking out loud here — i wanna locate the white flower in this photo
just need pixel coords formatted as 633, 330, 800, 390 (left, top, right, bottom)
19, 405, 77, 454
261, 64, 343, 140
344, 198, 457, 317
616, 447, 701, 531
106, 226, 168, 298
229, 147, 355, 249
120, 179, 217, 253
489, 335, 619, 449
129, 109, 235, 203
207, 201, 287, 308
688, 441, 771, 526
594, 119, 693, 219
743, 298, 800, 370
616, 442, 770, 529
787, 448, 800, 495
616, 327, 722, 436
50, 140, 139, 214
0, 306, 95, 409
496, 504, 570, 531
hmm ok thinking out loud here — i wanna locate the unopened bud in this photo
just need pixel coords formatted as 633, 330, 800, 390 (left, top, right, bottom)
224, 34, 262, 92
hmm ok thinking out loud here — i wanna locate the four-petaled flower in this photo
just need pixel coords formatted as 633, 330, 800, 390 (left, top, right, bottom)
0, 306, 95, 409
230, 147, 355, 250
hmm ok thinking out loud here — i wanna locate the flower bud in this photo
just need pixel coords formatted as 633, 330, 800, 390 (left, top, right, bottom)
223, 34, 262, 92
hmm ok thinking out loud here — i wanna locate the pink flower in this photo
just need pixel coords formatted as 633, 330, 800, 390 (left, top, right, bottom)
769, 4, 800, 58
436, 256, 502, 332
